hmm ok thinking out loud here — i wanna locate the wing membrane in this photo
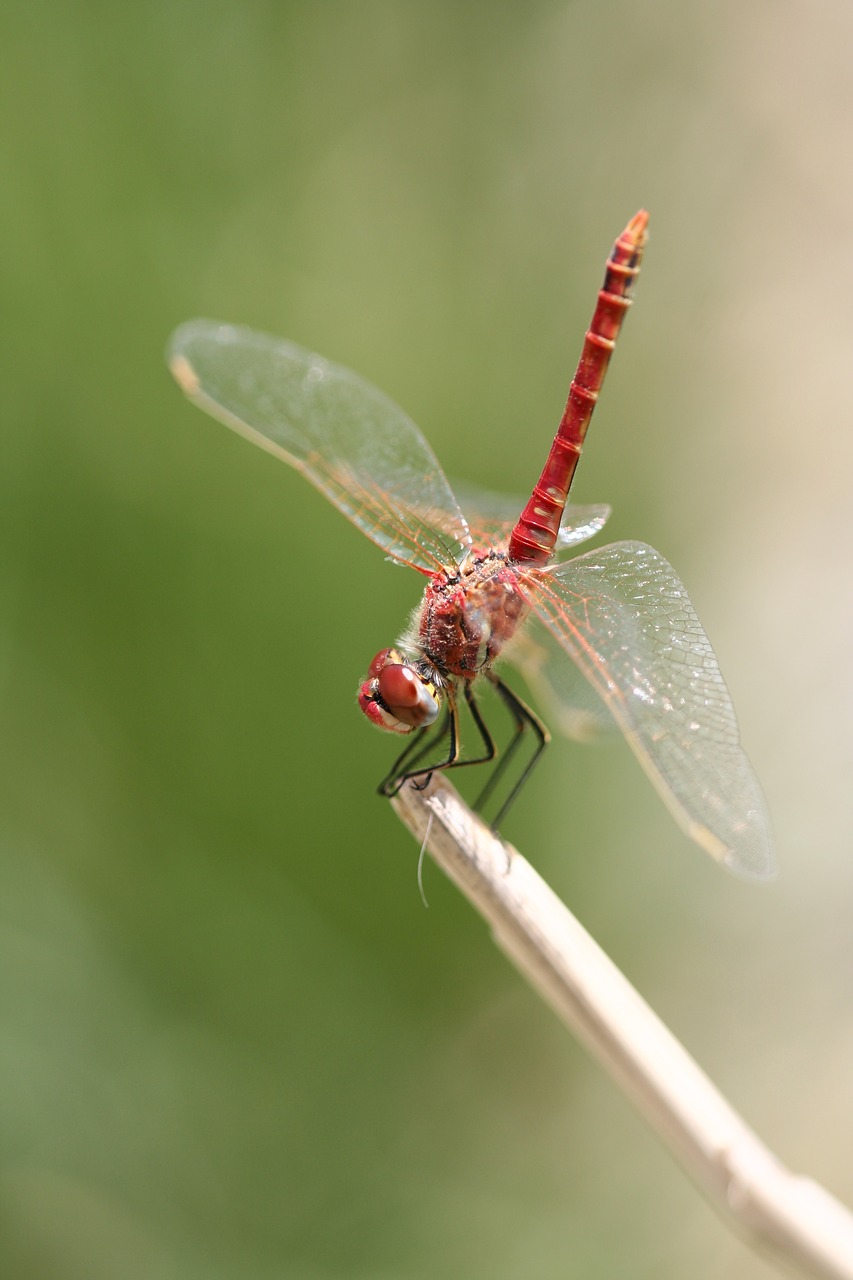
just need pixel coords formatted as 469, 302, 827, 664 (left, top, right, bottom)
522, 542, 775, 879
506, 617, 617, 742
452, 482, 610, 552
168, 321, 472, 573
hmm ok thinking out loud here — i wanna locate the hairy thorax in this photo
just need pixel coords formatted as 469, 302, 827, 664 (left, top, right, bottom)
414, 549, 529, 680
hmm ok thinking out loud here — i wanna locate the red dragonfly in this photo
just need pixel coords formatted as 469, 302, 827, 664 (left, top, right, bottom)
168, 211, 774, 880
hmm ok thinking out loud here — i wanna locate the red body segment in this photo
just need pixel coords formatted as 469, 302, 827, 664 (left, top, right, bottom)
508, 210, 648, 566
417, 550, 528, 679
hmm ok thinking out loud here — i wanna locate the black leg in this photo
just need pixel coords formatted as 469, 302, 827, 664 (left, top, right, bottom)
378, 714, 447, 795
471, 675, 529, 813
377, 675, 548, 825
480, 675, 550, 829
377, 698, 460, 798
438, 681, 499, 771
377, 680, 500, 798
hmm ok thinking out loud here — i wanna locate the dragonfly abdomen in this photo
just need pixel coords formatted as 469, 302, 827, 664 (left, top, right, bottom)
508, 210, 648, 567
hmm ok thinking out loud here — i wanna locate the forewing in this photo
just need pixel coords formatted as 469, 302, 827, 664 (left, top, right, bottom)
521, 542, 775, 879
452, 482, 610, 551
169, 321, 472, 573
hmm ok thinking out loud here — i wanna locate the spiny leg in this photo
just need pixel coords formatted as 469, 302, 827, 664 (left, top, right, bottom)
379, 679, 502, 799
472, 676, 529, 814
473, 675, 550, 829
378, 698, 461, 797
397, 710, 453, 778
378, 716, 448, 797
405, 682, 500, 783
445, 681, 498, 772
393, 681, 501, 793
395, 705, 460, 792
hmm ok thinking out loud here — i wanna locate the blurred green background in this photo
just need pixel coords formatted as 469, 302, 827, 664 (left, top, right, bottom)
2, 2, 852, 1277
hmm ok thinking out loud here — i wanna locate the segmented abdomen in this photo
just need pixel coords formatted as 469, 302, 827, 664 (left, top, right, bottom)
508, 210, 648, 566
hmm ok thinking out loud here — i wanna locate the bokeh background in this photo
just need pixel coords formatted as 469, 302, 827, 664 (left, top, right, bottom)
2, 2, 852, 1277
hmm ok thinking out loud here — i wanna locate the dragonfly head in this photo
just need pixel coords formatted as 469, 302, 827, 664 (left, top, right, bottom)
358, 648, 442, 734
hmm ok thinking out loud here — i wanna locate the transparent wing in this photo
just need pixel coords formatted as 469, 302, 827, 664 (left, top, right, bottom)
506, 616, 618, 743
452, 481, 610, 552
168, 321, 472, 574
520, 541, 775, 879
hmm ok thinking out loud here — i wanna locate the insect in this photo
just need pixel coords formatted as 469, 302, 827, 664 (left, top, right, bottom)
168, 211, 774, 880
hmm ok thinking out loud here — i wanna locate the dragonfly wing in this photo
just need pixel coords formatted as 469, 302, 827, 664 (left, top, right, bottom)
521, 541, 775, 879
168, 321, 472, 573
507, 617, 617, 742
451, 481, 610, 551
554, 505, 612, 550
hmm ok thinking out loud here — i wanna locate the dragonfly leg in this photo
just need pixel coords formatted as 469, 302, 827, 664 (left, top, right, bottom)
377, 680, 501, 798
378, 725, 434, 797
401, 711, 453, 789
391, 679, 500, 783
377, 699, 461, 798
473, 675, 550, 829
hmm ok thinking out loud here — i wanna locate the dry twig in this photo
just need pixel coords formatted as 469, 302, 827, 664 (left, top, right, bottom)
391, 774, 853, 1280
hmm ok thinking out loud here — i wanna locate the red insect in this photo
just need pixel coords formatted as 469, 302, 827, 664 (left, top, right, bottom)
168, 212, 774, 880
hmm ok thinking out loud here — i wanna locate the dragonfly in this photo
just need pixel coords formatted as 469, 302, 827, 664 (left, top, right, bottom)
168, 210, 775, 881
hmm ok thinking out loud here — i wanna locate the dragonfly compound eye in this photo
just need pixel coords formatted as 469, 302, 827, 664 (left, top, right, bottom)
357, 653, 441, 733
365, 648, 394, 679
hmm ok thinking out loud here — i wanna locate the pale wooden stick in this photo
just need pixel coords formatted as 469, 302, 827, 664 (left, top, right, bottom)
391, 774, 853, 1280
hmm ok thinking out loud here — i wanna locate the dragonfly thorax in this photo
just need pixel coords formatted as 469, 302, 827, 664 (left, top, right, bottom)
416, 549, 528, 680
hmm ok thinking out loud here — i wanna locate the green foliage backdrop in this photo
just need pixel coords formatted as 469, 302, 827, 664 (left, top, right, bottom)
1, 2, 852, 1277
